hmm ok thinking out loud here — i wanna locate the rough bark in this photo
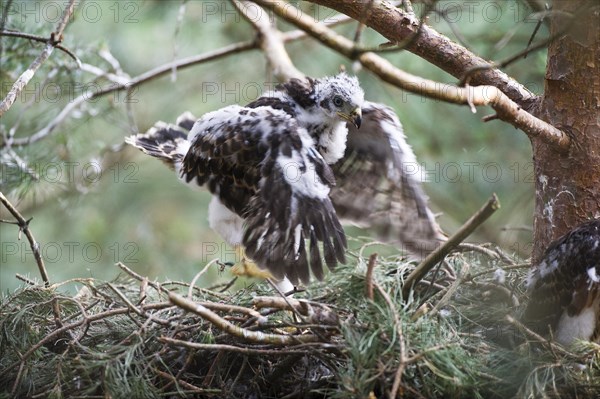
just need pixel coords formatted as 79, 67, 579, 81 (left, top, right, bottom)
533, 0, 600, 260
306, 0, 538, 110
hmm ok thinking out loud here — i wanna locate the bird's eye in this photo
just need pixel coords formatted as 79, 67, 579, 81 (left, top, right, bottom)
332, 96, 344, 107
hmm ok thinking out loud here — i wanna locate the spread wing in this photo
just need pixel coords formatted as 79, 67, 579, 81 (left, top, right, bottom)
523, 220, 600, 337
331, 101, 445, 258
181, 106, 346, 285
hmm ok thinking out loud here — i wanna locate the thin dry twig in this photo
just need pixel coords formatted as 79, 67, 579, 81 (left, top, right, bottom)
302, 0, 538, 109
2, 14, 352, 148
0, 29, 80, 65
14, 273, 37, 285
456, 243, 501, 260
505, 315, 576, 358
169, 292, 319, 345
366, 253, 377, 300
159, 337, 324, 355
116, 262, 264, 321
232, 0, 303, 81
0, 191, 49, 286
0, 0, 77, 117
402, 194, 500, 298
6, 302, 172, 382
187, 259, 219, 299
429, 261, 471, 317
458, 5, 596, 85
467, 263, 530, 281
153, 368, 211, 394
474, 282, 520, 308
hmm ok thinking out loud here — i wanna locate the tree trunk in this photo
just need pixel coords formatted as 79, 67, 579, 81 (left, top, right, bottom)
533, 0, 600, 261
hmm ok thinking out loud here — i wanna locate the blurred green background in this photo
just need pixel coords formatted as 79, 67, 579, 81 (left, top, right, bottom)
0, 0, 542, 292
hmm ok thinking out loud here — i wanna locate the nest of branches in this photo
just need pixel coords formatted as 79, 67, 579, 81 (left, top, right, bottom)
2, 244, 600, 399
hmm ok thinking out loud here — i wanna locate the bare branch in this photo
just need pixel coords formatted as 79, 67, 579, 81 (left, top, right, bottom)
365, 253, 377, 300
3, 40, 255, 148
232, 0, 303, 81
402, 194, 500, 298
6, 302, 171, 376
169, 292, 319, 345
0, 30, 81, 65
2, 15, 352, 148
301, 0, 538, 110
254, 0, 570, 151
459, 5, 595, 85
0, 0, 78, 117
0, 191, 49, 286
159, 337, 322, 355
505, 315, 575, 357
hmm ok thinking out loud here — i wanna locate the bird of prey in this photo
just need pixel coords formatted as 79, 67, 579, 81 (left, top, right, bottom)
126, 73, 444, 288
523, 219, 600, 345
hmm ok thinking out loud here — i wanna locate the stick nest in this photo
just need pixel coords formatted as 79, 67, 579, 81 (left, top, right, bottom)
2, 246, 600, 398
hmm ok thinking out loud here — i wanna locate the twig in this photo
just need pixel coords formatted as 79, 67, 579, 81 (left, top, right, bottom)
351, 0, 434, 55
253, 296, 310, 313
2, 15, 352, 148
458, 5, 596, 85
0, 0, 77, 117
0, 30, 80, 65
153, 368, 212, 393
474, 282, 520, 308
205, 302, 267, 324
106, 282, 172, 326
5, 40, 254, 147
79, 62, 130, 85
429, 261, 471, 317
505, 315, 576, 358
169, 292, 318, 345
254, 0, 570, 152
116, 262, 263, 321
0, 191, 49, 286
402, 194, 500, 298
467, 263, 530, 281
299, 0, 538, 108
456, 243, 501, 260
365, 253, 377, 300
232, 0, 303, 81
6, 302, 171, 380
187, 259, 219, 299
15, 273, 37, 285
524, 10, 546, 59
252, 296, 338, 327
159, 337, 323, 355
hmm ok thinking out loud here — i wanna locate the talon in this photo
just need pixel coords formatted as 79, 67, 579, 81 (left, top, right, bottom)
230, 245, 273, 280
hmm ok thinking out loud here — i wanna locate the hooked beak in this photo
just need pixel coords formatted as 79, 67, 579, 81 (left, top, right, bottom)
338, 107, 362, 129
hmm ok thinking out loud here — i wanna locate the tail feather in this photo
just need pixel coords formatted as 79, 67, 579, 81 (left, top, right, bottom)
125, 113, 196, 171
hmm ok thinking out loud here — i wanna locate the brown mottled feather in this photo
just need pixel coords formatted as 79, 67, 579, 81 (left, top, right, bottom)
331, 102, 445, 258
523, 219, 600, 339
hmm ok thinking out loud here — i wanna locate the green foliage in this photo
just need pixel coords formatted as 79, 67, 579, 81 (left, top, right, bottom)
0, 0, 549, 292
2, 248, 599, 398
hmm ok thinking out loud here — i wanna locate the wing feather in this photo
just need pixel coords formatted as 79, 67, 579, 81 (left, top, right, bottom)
181, 106, 346, 285
242, 132, 346, 285
332, 101, 445, 258
523, 219, 600, 337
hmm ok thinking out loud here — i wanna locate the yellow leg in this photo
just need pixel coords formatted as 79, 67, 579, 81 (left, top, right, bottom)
230, 245, 274, 280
